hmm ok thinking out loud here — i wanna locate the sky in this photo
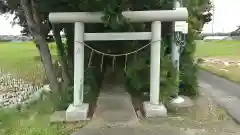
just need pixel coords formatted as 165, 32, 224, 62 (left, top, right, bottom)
203, 0, 240, 33
0, 14, 22, 35
0, 0, 240, 35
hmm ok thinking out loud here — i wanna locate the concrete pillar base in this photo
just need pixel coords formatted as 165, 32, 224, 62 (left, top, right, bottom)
171, 96, 185, 104
168, 96, 194, 113
66, 103, 89, 121
143, 101, 167, 118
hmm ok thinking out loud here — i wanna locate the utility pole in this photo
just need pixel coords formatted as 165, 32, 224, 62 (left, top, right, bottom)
212, 0, 215, 35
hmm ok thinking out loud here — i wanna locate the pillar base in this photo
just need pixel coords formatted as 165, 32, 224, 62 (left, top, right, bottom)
168, 96, 194, 113
171, 96, 185, 104
66, 103, 89, 121
143, 101, 167, 118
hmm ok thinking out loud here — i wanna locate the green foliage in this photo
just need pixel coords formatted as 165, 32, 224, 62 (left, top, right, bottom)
83, 67, 101, 103
178, 0, 212, 97
123, 0, 212, 100
125, 41, 178, 104
54, 66, 102, 110
160, 53, 178, 103
124, 51, 150, 94
102, 2, 125, 30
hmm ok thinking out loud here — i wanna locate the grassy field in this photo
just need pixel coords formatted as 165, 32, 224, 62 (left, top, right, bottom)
0, 42, 57, 83
196, 40, 240, 82
196, 40, 240, 59
0, 42, 84, 135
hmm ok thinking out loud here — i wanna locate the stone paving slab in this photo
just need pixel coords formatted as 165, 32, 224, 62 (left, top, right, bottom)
89, 91, 138, 127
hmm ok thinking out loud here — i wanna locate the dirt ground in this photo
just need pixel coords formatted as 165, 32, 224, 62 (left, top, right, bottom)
136, 92, 240, 135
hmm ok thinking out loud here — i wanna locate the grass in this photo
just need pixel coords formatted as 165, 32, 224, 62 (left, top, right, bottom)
0, 96, 84, 135
195, 40, 240, 82
0, 42, 84, 135
0, 42, 57, 83
196, 40, 240, 60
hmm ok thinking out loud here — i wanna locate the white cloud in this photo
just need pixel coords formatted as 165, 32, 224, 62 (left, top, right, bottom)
203, 0, 240, 33
0, 14, 22, 35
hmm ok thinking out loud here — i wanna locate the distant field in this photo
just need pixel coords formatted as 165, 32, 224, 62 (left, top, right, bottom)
0, 42, 56, 82
1, 40, 240, 83
195, 40, 240, 60
196, 40, 240, 83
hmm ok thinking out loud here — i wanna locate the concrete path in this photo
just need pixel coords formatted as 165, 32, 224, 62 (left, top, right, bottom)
86, 84, 138, 128
199, 70, 240, 124
71, 72, 192, 135
71, 69, 240, 135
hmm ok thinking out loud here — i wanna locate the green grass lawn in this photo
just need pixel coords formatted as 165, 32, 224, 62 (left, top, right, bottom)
0, 42, 84, 135
195, 40, 240, 82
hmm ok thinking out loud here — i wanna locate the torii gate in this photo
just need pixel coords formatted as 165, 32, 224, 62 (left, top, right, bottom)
49, 8, 188, 121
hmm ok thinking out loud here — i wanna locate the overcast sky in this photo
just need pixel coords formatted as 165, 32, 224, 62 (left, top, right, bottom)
203, 0, 240, 33
0, 0, 239, 35
0, 14, 22, 35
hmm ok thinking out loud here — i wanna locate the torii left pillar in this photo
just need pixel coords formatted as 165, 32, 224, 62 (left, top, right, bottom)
66, 22, 89, 121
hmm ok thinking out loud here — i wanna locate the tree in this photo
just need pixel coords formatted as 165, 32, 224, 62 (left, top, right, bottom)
20, 0, 60, 92
0, 0, 9, 13
0, 0, 212, 103
0, 0, 60, 92
178, 0, 212, 96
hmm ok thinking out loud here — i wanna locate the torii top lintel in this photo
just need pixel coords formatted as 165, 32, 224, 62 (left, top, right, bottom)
49, 8, 188, 23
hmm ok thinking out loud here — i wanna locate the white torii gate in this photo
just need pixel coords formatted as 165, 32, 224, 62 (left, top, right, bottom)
49, 8, 188, 121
